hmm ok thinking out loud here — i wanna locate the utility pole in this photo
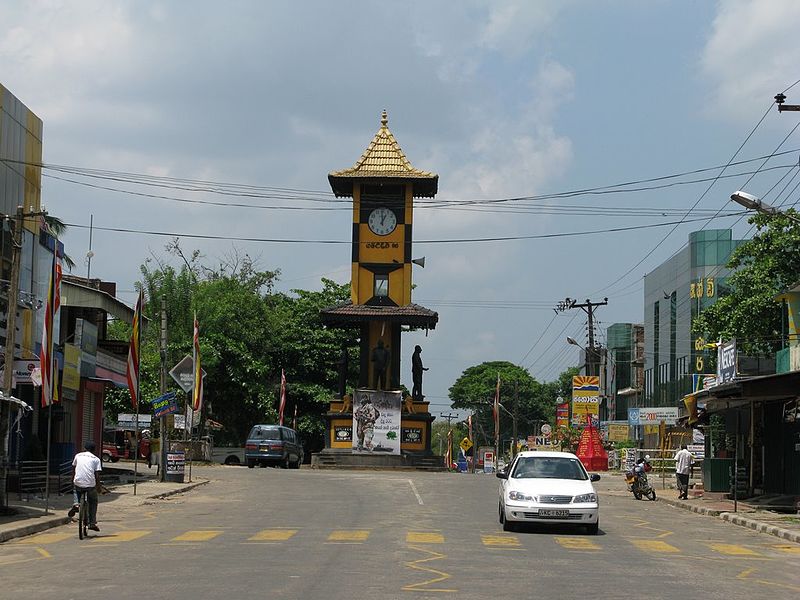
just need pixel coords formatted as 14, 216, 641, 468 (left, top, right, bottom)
511, 381, 518, 458
159, 297, 167, 482
1, 207, 46, 509
555, 297, 608, 376
439, 412, 458, 427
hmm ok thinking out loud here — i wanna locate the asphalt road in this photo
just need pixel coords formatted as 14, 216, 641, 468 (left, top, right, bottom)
1, 465, 799, 599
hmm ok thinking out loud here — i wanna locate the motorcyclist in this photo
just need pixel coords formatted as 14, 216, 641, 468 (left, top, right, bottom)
633, 455, 652, 481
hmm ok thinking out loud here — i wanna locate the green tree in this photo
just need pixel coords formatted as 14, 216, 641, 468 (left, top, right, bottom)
693, 212, 800, 356
449, 361, 554, 446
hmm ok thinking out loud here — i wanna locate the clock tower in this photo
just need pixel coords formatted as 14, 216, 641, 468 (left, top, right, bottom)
320, 111, 439, 462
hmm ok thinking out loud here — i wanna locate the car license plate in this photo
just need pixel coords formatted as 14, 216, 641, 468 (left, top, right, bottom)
539, 509, 569, 517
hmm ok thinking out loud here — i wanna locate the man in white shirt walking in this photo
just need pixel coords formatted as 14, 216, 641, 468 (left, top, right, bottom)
68, 441, 103, 531
673, 444, 694, 500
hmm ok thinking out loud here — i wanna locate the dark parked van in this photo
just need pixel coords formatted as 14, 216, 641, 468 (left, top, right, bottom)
245, 424, 303, 469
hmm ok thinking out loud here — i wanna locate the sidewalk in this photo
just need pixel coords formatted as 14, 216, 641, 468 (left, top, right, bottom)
0, 466, 209, 544
602, 471, 800, 544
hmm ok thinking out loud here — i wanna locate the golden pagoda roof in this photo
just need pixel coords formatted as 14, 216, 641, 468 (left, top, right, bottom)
328, 110, 438, 198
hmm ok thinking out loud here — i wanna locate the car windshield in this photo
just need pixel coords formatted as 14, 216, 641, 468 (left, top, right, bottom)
511, 457, 588, 480
248, 427, 281, 440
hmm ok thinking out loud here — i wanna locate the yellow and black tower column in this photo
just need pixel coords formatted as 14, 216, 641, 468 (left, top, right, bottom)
320, 111, 439, 461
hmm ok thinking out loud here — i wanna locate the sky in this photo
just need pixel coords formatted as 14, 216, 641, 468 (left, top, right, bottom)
3, 0, 800, 418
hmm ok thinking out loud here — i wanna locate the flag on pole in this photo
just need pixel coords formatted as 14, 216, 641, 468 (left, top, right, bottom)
126, 290, 143, 410
292, 403, 298, 430
192, 315, 203, 412
39, 255, 62, 407
278, 369, 287, 426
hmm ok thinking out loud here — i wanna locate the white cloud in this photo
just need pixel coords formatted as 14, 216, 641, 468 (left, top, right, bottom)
701, 0, 800, 119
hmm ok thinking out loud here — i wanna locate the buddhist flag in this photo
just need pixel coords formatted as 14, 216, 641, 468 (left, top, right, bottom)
192, 315, 203, 412
126, 290, 143, 409
40, 254, 62, 407
279, 369, 287, 426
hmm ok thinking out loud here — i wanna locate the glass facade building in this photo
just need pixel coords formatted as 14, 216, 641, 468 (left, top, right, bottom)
643, 230, 744, 407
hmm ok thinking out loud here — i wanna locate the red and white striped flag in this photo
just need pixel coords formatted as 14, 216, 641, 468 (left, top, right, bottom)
278, 369, 287, 426
192, 315, 203, 412
126, 290, 143, 409
39, 255, 62, 407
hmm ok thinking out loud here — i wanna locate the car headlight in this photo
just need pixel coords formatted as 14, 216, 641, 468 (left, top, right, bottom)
508, 490, 537, 502
572, 493, 598, 503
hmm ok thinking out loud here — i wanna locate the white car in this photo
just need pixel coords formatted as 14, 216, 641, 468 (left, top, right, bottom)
497, 451, 601, 534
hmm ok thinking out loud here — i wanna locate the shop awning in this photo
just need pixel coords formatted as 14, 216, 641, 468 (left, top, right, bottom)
693, 370, 800, 408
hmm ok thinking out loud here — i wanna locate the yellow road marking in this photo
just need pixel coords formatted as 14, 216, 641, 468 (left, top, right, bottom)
481, 534, 520, 547
709, 543, 761, 556
773, 544, 800, 554
13, 532, 73, 545
171, 530, 223, 542
248, 529, 298, 542
92, 530, 151, 543
328, 530, 370, 542
555, 537, 601, 550
407, 532, 444, 544
629, 518, 674, 538
738, 567, 800, 592
402, 545, 457, 593
630, 540, 680, 553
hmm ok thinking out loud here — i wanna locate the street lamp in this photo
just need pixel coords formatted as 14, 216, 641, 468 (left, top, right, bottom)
731, 190, 800, 223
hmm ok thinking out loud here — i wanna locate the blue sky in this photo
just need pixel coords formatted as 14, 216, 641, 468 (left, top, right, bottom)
2, 1, 800, 418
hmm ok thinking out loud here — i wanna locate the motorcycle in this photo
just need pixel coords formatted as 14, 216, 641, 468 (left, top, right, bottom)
625, 470, 657, 501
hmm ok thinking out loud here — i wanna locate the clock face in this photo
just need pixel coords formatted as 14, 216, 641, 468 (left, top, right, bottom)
367, 207, 397, 236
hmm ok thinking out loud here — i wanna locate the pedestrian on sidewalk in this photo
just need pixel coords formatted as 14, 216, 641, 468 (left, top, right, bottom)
674, 444, 694, 500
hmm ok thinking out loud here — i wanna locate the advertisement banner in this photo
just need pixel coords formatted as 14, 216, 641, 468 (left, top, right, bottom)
352, 389, 401, 454
151, 391, 178, 418
607, 422, 630, 442
572, 376, 599, 425
627, 407, 679, 426
717, 340, 737, 384
555, 402, 570, 428
334, 425, 352, 443
62, 344, 81, 390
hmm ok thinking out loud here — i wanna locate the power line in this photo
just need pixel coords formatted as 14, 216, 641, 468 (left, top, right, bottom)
61, 212, 745, 246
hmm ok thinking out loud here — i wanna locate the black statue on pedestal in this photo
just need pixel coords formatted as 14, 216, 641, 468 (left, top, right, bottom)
371, 339, 390, 390
411, 345, 428, 402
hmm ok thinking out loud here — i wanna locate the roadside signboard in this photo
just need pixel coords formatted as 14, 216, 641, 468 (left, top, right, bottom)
556, 402, 570, 428
117, 413, 152, 430
628, 407, 679, 426
717, 340, 737, 384
483, 450, 495, 473
150, 391, 178, 418
169, 355, 207, 393
540, 424, 552, 437
459, 437, 473, 453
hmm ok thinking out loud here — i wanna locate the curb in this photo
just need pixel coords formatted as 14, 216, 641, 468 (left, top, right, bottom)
0, 479, 210, 544
660, 496, 800, 543
720, 512, 800, 543
145, 479, 209, 500
0, 514, 70, 544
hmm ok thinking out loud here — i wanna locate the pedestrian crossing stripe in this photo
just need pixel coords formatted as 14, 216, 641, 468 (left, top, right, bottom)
248, 529, 298, 542
630, 540, 680, 553
171, 530, 223, 542
327, 530, 370, 542
13, 532, 73, 545
91, 530, 151, 543
407, 532, 444, 544
708, 543, 761, 556
554, 537, 600, 550
481, 534, 521, 547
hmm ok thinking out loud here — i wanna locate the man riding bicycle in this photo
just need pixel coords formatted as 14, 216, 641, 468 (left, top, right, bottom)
67, 441, 102, 531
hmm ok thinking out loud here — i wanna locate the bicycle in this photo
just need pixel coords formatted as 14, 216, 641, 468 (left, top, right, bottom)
77, 490, 89, 540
